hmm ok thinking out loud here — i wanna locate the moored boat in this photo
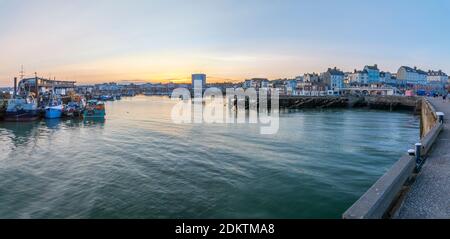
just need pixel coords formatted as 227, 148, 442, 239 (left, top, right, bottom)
64, 101, 85, 118
45, 96, 63, 119
0, 99, 7, 120
45, 104, 63, 119
4, 95, 39, 122
100, 95, 114, 101
83, 100, 106, 119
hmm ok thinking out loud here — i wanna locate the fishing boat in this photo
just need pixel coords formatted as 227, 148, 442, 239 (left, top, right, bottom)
83, 100, 106, 119
4, 94, 39, 121
64, 101, 85, 118
45, 97, 63, 119
100, 95, 114, 101
0, 99, 7, 120
64, 94, 86, 118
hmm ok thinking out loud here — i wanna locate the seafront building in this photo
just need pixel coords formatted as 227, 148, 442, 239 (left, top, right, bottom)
320, 67, 345, 91
397, 66, 428, 85
379, 71, 392, 83
427, 70, 448, 84
363, 64, 381, 83
303, 73, 320, 83
348, 69, 369, 85
243, 78, 269, 89
24, 66, 446, 98
295, 76, 304, 83
192, 74, 207, 88
18, 77, 76, 96
284, 79, 298, 95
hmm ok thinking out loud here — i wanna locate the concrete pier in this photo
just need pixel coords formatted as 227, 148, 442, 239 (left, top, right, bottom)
395, 98, 450, 219
276, 96, 420, 111
343, 97, 443, 219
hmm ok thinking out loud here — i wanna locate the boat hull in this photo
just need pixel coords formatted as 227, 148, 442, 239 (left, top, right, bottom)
83, 109, 105, 119
4, 110, 39, 122
45, 107, 63, 119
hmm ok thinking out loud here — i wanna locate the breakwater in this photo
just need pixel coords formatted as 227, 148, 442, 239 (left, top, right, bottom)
276, 96, 421, 111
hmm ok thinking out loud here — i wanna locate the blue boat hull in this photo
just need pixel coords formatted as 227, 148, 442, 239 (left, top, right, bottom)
45, 108, 63, 119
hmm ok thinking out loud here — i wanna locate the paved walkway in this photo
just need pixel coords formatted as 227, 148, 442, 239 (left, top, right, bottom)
396, 98, 450, 219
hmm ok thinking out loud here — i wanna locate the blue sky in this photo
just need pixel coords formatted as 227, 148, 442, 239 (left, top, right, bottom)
0, 0, 449, 86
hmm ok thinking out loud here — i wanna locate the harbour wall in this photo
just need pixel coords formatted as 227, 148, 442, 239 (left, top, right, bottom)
342, 98, 444, 219
276, 96, 421, 111
420, 99, 438, 138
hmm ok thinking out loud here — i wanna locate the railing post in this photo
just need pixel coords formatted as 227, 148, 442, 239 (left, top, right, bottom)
436, 112, 444, 124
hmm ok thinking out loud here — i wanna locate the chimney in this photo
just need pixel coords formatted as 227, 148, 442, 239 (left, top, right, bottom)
13, 77, 17, 98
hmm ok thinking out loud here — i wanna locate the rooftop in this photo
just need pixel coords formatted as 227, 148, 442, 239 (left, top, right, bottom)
327, 67, 345, 76
428, 70, 448, 76
401, 66, 428, 75
364, 64, 379, 71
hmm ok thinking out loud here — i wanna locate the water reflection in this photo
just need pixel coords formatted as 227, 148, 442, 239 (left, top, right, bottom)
44, 119, 62, 129
83, 118, 106, 127
0, 121, 40, 147
61, 119, 84, 128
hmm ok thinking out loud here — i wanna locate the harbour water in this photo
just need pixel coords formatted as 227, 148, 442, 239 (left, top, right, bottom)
0, 96, 419, 219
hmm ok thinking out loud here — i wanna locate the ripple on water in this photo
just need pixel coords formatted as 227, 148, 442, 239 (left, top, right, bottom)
0, 96, 419, 218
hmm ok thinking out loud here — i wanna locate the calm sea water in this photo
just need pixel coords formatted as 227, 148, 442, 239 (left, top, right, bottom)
0, 96, 419, 219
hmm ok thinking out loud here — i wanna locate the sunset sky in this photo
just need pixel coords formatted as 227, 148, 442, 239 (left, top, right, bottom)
0, 0, 449, 86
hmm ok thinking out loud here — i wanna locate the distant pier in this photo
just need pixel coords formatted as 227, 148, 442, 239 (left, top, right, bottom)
274, 95, 420, 111
227, 95, 422, 114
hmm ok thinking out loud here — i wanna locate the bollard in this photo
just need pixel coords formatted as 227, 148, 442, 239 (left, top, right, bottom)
436, 112, 444, 124
415, 143, 422, 165
408, 149, 415, 156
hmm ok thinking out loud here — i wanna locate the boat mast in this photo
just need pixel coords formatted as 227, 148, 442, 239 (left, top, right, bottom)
13, 77, 17, 99
20, 65, 25, 80
34, 72, 39, 101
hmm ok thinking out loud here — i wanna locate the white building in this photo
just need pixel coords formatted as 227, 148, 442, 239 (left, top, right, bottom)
427, 70, 448, 84
348, 70, 369, 84
397, 66, 428, 85
243, 78, 269, 89
303, 73, 320, 83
